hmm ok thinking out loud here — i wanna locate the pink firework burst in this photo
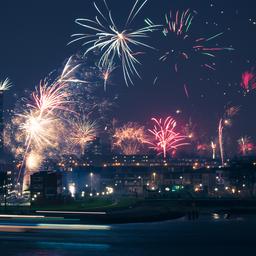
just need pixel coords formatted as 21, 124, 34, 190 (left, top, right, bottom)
147, 116, 188, 158
238, 136, 254, 156
241, 69, 256, 92
160, 9, 234, 72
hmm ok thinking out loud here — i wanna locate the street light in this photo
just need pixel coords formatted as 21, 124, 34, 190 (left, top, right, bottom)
152, 172, 156, 182
69, 183, 76, 198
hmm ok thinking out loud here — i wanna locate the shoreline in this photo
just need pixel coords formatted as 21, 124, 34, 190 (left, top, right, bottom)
1, 198, 256, 224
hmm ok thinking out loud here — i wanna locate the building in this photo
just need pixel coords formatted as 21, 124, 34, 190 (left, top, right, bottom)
85, 137, 111, 157
30, 171, 62, 200
0, 171, 7, 196
62, 167, 101, 197
0, 91, 4, 157
27, 157, 256, 200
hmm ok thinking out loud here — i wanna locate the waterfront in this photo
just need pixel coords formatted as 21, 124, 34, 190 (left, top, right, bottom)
0, 214, 256, 256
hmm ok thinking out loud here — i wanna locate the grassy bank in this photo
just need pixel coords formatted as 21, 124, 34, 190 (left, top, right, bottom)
1, 198, 256, 224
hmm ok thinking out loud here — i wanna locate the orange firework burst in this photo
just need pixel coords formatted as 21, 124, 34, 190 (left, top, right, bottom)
69, 117, 97, 155
113, 122, 146, 155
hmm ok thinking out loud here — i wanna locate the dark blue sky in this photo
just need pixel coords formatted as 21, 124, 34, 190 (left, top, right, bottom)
0, 0, 256, 149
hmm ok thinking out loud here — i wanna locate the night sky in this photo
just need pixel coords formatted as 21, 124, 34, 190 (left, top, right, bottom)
1, 0, 256, 154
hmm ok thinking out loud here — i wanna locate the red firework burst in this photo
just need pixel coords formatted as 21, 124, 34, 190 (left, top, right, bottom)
241, 69, 256, 92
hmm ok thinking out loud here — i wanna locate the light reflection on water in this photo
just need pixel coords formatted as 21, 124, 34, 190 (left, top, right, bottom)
0, 216, 256, 256
37, 242, 110, 250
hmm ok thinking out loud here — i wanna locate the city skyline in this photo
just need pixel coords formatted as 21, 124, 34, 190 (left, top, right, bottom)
0, 1, 256, 254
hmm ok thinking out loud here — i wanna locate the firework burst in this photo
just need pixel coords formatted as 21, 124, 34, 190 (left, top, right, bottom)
147, 117, 188, 158
30, 80, 71, 115
4, 53, 116, 193
20, 57, 80, 154
113, 122, 146, 155
69, 117, 97, 156
238, 136, 254, 156
159, 9, 234, 72
241, 69, 256, 93
69, 0, 161, 86
7, 57, 84, 191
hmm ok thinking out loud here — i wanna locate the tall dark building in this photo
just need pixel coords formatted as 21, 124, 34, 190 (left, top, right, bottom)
85, 137, 112, 156
85, 137, 103, 156
0, 91, 4, 157
30, 171, 63, 199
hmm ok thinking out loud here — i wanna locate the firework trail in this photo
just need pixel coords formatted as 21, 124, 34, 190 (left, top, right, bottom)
211, 141, 217, 160
241, 69, 256, 93
0, 78, 12, 91
97, 61, 117, 91
147, 116, 188, 158
183, 117, 197, 142
159, 9, 233, 72
184, 84, 189, 99
238, 136, 254, 156
113, 122, 146, 155
69, 0, 161, 86
218, 118, 224, 166
218, 105, 239, 166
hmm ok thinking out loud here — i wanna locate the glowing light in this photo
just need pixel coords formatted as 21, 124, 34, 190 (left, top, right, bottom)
26, 151, 42, 172
36, 210, 107, 215
20, 111, 59, 150
211, 141, 216, 160
106, 187, 114, 194
69, 183, 76, 197
0, 214, 45, 218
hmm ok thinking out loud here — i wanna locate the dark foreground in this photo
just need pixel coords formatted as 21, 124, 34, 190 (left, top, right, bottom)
0, 214, 256, 256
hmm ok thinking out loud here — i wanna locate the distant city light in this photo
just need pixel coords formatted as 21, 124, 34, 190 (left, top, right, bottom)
69, 183, 76, 197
